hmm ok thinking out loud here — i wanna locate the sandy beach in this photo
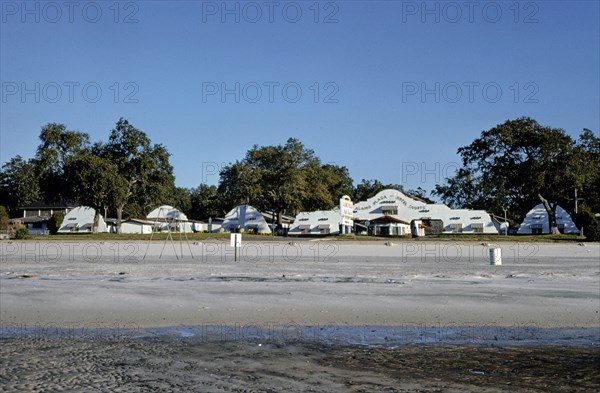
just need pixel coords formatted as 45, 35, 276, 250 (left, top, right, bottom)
1, 239, 599, 391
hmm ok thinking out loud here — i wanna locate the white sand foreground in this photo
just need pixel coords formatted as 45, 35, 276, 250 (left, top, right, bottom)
1, 240, 599, 331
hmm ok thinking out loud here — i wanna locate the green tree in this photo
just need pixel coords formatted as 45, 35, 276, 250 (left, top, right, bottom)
0, 156, 41, 214
47, 212, 64, 234
34, 123, 90, 204
353, 179, 404, 202
322, 164, 354, 200
166, 187, 192, 216
0, 205, 9, 229
406, 187, 435, 204
303, 163, 354, 211
102, 118, 175, 233
217, 138, 352, 224
189, 184, 224, 220
571, 129, 600, 214
245, 138, 313, 223
217, 161, 259, 208
66, 153, 119, 233
433, 117, 589, 233
573, 206, 600, 241
432, 168, 484, 209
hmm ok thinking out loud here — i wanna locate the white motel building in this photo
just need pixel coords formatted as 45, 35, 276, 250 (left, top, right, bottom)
288, 189, 498, 236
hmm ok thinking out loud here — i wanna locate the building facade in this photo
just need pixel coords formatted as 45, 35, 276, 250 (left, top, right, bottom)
58, 206, 108, 233
19, 202, 75, 218
219, 205, 272, 234
517, 204, 579, 234
289, 189, 498, 236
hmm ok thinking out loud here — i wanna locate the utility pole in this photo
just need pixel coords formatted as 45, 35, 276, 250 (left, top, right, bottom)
567, 188, 584, 215
502, 206, 508, 236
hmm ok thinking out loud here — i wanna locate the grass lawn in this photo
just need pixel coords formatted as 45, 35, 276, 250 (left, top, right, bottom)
18, 232, 588, 243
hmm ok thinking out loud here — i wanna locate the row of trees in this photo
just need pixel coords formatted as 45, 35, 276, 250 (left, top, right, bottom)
433, 117, 600, 235
1, 119, 175, 233
0, 122, 417, 232
1, 117, 598, 237
175, 139, 428, 225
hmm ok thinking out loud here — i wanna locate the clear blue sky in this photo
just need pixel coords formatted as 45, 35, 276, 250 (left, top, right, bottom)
1, 0, 599, 197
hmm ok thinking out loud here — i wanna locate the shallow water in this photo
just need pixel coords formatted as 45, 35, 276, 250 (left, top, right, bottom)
2, 324, 598, 347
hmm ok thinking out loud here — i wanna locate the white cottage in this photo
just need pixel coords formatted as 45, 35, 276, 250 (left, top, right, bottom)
58, 206, 108, 233
120, 219, 154, 234
517, 204, 579, 234
146, 205, 194, 232
292, 209, 343, 235
219, 205, 271, 234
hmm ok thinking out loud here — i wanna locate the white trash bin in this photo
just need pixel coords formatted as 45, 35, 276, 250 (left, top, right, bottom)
489, 247, 502, 265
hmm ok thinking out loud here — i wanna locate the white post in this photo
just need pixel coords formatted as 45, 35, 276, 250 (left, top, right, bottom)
230, 233, 241, 262
489, 247, 502, 265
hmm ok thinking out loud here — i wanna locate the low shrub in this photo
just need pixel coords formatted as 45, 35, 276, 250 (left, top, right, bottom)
14, 226, 29, 239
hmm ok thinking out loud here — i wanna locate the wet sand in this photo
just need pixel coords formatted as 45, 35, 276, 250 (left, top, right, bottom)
1, 240, 599, 391
1, 338, 599, 392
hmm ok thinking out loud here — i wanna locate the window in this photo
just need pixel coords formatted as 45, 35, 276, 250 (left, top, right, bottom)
320, 228, 330, 235
557, 223, 565, 234
299, 225, 311, 234
471, 223, 483, 233
423, 219, 443, 235
451, 223, 462, 233
531, 224, 543, 235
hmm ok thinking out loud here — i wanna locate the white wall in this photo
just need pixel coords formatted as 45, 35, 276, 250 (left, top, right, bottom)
290, 189, 498, 236
289, 210, 343, 235
191, 221, 222, 233
58, 206, 107, 233
219, 205, 271, 234
353, 190, 497, 234
120, 221, 153, 234
517, 204, 579, 234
